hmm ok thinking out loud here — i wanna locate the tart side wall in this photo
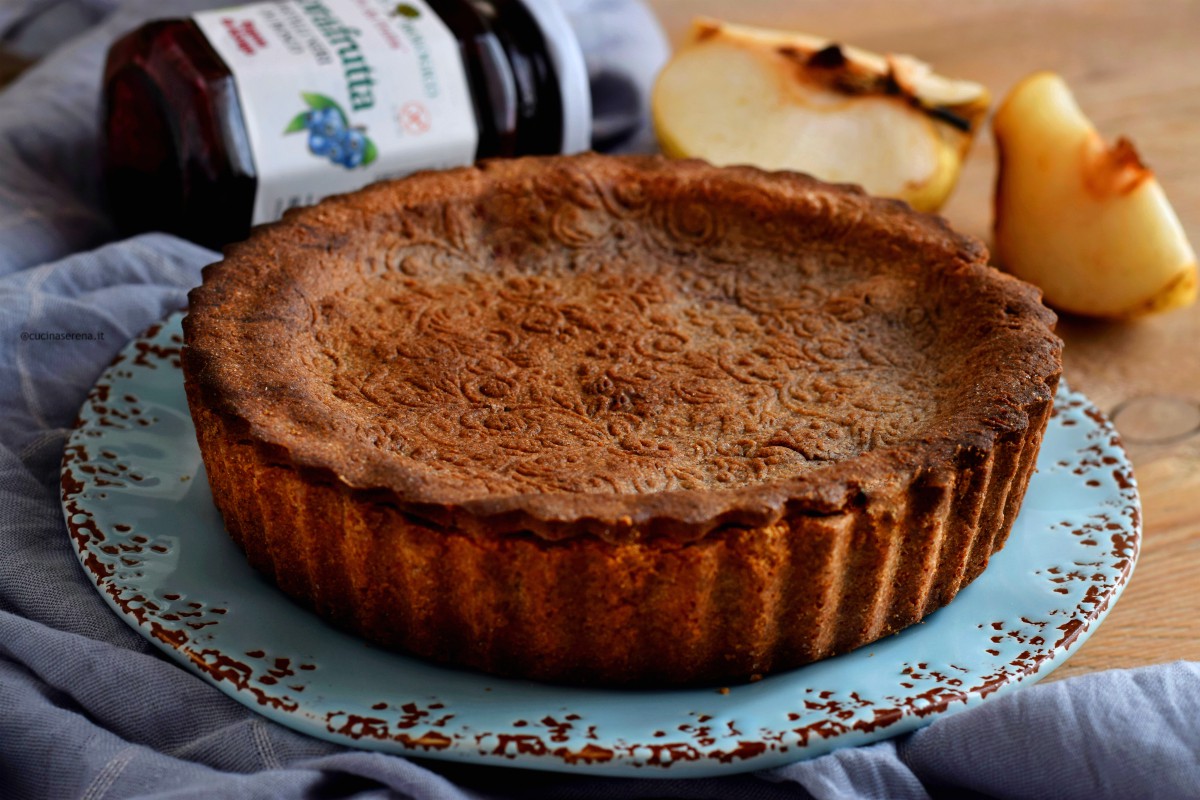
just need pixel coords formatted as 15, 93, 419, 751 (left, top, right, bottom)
184, 379, 1056, 687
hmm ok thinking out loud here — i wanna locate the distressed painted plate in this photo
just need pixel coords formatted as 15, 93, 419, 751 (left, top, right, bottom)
61, 312, 1140, 777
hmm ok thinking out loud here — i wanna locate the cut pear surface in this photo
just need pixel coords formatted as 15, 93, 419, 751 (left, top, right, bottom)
652, 19, 990, 212
993, 71, 1198, 319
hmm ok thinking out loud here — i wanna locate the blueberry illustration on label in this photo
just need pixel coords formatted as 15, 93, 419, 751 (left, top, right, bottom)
284, 93, 378, 170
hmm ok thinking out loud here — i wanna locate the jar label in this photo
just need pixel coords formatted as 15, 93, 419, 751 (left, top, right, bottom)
194, 0, 478, 225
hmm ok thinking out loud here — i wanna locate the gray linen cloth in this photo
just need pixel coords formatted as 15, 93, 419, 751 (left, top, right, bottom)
1, 3, 1199, 798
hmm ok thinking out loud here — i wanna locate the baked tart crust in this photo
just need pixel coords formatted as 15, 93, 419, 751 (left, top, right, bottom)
183, 153, 1062, 686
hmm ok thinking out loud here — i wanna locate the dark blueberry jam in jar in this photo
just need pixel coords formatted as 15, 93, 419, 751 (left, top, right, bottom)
103, 0, 666, 248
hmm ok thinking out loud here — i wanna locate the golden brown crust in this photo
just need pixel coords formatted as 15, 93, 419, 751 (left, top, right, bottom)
183, 153, 1061, 544
182, 153, 1062, 685
189, 390, 1052, 686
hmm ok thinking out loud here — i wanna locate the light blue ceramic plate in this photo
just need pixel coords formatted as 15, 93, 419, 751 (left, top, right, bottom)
62, 312, 1140, 777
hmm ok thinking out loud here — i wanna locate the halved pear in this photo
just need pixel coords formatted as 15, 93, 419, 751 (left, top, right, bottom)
993, 71, 1197, 319
651, 19, 990, 212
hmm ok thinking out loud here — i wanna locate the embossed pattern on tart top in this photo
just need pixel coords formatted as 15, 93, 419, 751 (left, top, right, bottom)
311, 228, 942, 498
187, 154, 1060, 535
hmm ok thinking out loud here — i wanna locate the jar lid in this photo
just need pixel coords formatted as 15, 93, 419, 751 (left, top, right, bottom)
554, 0, 669, 152
515, 0, 592, 154
517, 0, 670, 154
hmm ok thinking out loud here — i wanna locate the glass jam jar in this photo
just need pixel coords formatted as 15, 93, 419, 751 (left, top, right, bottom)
102, 0, 666, 249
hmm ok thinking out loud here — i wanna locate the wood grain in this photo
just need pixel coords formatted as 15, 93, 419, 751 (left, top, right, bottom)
648, 0, 1200, 680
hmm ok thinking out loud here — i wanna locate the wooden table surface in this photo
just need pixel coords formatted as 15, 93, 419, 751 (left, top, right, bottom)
650, 0, 1200, 681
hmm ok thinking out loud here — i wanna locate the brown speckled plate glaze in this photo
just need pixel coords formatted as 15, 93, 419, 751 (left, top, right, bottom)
61, 312, 1139, 777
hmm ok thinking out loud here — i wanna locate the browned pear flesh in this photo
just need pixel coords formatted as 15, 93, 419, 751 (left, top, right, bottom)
652, 19, 990, 212
993, 71, 1198, 319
